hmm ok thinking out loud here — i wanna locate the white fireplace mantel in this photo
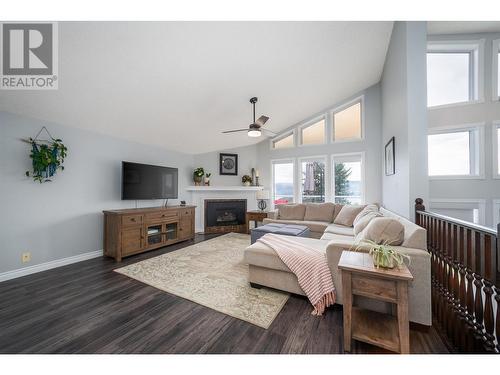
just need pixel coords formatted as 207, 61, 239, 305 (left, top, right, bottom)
186, 186, 263, 192
187, 186, 263, 232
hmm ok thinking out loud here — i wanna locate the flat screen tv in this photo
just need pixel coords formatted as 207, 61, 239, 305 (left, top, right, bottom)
122, 161, 178, 200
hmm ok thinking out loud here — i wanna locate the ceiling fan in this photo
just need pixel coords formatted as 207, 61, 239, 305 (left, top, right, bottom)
222, 97, 276, 138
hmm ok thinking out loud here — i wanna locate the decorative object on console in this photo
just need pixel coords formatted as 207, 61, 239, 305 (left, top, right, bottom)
219, 153, 238, 175
242, 174, 252, 186
204, 173, 211, 186
256, 189, 270, 211
385, 136, 395, 176
23, 126, 68, 183
193, 167, 205, 185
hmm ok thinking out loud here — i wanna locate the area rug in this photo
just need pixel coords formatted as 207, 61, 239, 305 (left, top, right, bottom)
114, 232, 289, 329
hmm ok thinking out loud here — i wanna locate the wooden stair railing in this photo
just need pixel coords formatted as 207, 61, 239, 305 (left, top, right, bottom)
415, 198, 499, 353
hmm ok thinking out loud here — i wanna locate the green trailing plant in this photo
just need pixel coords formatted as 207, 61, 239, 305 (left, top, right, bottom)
353, 239, 410, 269
242, 175, 252, 184
25, 138, 68, 183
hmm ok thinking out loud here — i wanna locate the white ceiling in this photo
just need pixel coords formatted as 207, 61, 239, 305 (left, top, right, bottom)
0, 22, 393, 154
428, 21, 500, 35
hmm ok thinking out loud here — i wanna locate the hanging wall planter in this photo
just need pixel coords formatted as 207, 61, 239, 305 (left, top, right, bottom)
23, 127, 68, 183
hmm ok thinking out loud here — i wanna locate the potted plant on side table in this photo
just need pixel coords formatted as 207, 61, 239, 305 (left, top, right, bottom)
354, 239, 410, 269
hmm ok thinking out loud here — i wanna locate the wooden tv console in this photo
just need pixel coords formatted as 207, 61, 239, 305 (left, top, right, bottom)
103, 205, 196, 262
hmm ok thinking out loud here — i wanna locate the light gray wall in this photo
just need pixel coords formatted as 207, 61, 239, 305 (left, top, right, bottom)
428, 32, 500, 227
254, 83, 383, 205
0, 111, 194, 274
192, 144, 259, 186
381, 21, 428, 219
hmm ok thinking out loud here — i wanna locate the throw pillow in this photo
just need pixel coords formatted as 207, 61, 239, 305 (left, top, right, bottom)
353, 203, 380, 226
277, 204, 306, 220
332, 204, 343, 222
358, 217, 404, 246
353, 211, 382, 235
304, 203, 336, 222
333, 204, 366, 227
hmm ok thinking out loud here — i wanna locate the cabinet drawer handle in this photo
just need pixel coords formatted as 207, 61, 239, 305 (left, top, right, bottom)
131, 218, 136, 222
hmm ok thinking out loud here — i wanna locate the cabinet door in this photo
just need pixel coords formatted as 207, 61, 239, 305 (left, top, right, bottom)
179, 217, 194, 239
121, 226, 144, 255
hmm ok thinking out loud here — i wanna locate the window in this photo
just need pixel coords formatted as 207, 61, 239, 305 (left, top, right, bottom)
428, 125, 483, 178
272, 160, 295, 206
332, 153, 364, 204
495, 124, 500, 177
272, 132, 294, 149
299, 157, 326, 203
427, 41, 483, 108
332, 100, 362, 141
494, 39, 500, 100
300, 118, 326, 145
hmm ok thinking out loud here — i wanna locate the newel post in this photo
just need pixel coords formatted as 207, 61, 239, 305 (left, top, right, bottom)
415, 198, 425, 226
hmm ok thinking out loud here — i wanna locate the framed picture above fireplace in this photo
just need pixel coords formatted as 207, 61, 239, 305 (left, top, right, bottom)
219, 153, 238, 175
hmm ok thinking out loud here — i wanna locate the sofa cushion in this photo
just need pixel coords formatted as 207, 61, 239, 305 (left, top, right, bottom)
332, 204, 344, 221
353, 211, 382, 235
358, 217, 404, 246
304, 203, 336, 222
333, 204, 365, 227
324, 223, 355, 236
244, 235, 329, 271
379, 207, 427, 250
277, 204, 306, 220
320, 232, 355, 241
353, 204, 380, 226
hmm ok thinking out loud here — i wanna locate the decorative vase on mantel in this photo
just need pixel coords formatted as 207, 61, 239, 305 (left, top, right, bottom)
193, 167, 205, 186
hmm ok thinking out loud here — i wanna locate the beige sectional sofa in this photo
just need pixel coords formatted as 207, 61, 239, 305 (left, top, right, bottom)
244, 203, 431, 326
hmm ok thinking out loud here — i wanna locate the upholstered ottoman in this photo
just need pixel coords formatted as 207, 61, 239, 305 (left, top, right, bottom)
250, 223, 310, 244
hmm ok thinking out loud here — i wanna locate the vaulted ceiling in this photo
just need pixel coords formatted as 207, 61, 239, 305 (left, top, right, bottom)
0, 22, 394, 154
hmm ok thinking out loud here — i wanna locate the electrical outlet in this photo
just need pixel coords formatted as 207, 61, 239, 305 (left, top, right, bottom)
22, 252, 31, 263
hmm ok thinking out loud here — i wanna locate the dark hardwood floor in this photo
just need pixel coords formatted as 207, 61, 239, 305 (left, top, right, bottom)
0, 234, 449, 354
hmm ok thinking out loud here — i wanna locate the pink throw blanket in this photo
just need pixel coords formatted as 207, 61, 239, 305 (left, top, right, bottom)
257, 233, 336, 315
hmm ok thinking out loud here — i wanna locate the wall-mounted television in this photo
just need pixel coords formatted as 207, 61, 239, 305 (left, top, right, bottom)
122, 161, 178, 200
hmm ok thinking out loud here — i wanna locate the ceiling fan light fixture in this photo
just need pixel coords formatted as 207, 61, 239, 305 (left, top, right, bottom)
248, 129, 261, 138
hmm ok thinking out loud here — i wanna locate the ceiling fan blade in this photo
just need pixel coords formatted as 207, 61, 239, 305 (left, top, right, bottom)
255, 115, 269, 126
261, 128, 277, 136
222, 129, 248, 134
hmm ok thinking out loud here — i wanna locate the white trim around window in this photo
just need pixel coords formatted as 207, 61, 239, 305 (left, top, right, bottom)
427, 39, 485, 110
429, 198, 486, 226
428, 122, 485, 180
493, 199, 500, 228
297, 115, 327, 147
331, 152, 366, 205
492, 39, 500, 102
270, 129, 296, 150
297, 155, 329, 203
270, 158, 297, 209
493, 121, 500, 179
330, 95, 365, 143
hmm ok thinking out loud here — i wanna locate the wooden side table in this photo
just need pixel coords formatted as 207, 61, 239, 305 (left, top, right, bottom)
338, 251, 413, 354
246, 210, 268, 234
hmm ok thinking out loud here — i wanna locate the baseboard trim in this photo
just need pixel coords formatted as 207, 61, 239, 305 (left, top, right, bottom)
0, 249, 104, 283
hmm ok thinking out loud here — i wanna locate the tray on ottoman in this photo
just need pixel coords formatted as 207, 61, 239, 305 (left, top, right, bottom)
250, 223, 310, 244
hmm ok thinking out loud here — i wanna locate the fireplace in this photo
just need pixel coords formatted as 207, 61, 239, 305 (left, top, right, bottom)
204, 199, 247, 234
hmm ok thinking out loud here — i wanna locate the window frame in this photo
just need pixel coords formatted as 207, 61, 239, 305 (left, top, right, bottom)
493, 121, 500, 179
493, 39, 500, 102
270, 158, 297, 208
331, 152, 365, 205
493, 199, 500, 228
297, 155, 329, 204
298, 115, 327, 147
270, 129, 296, 150
331, 96, 365, 143
427, 40, 485, 110
428, 123, 485, 180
